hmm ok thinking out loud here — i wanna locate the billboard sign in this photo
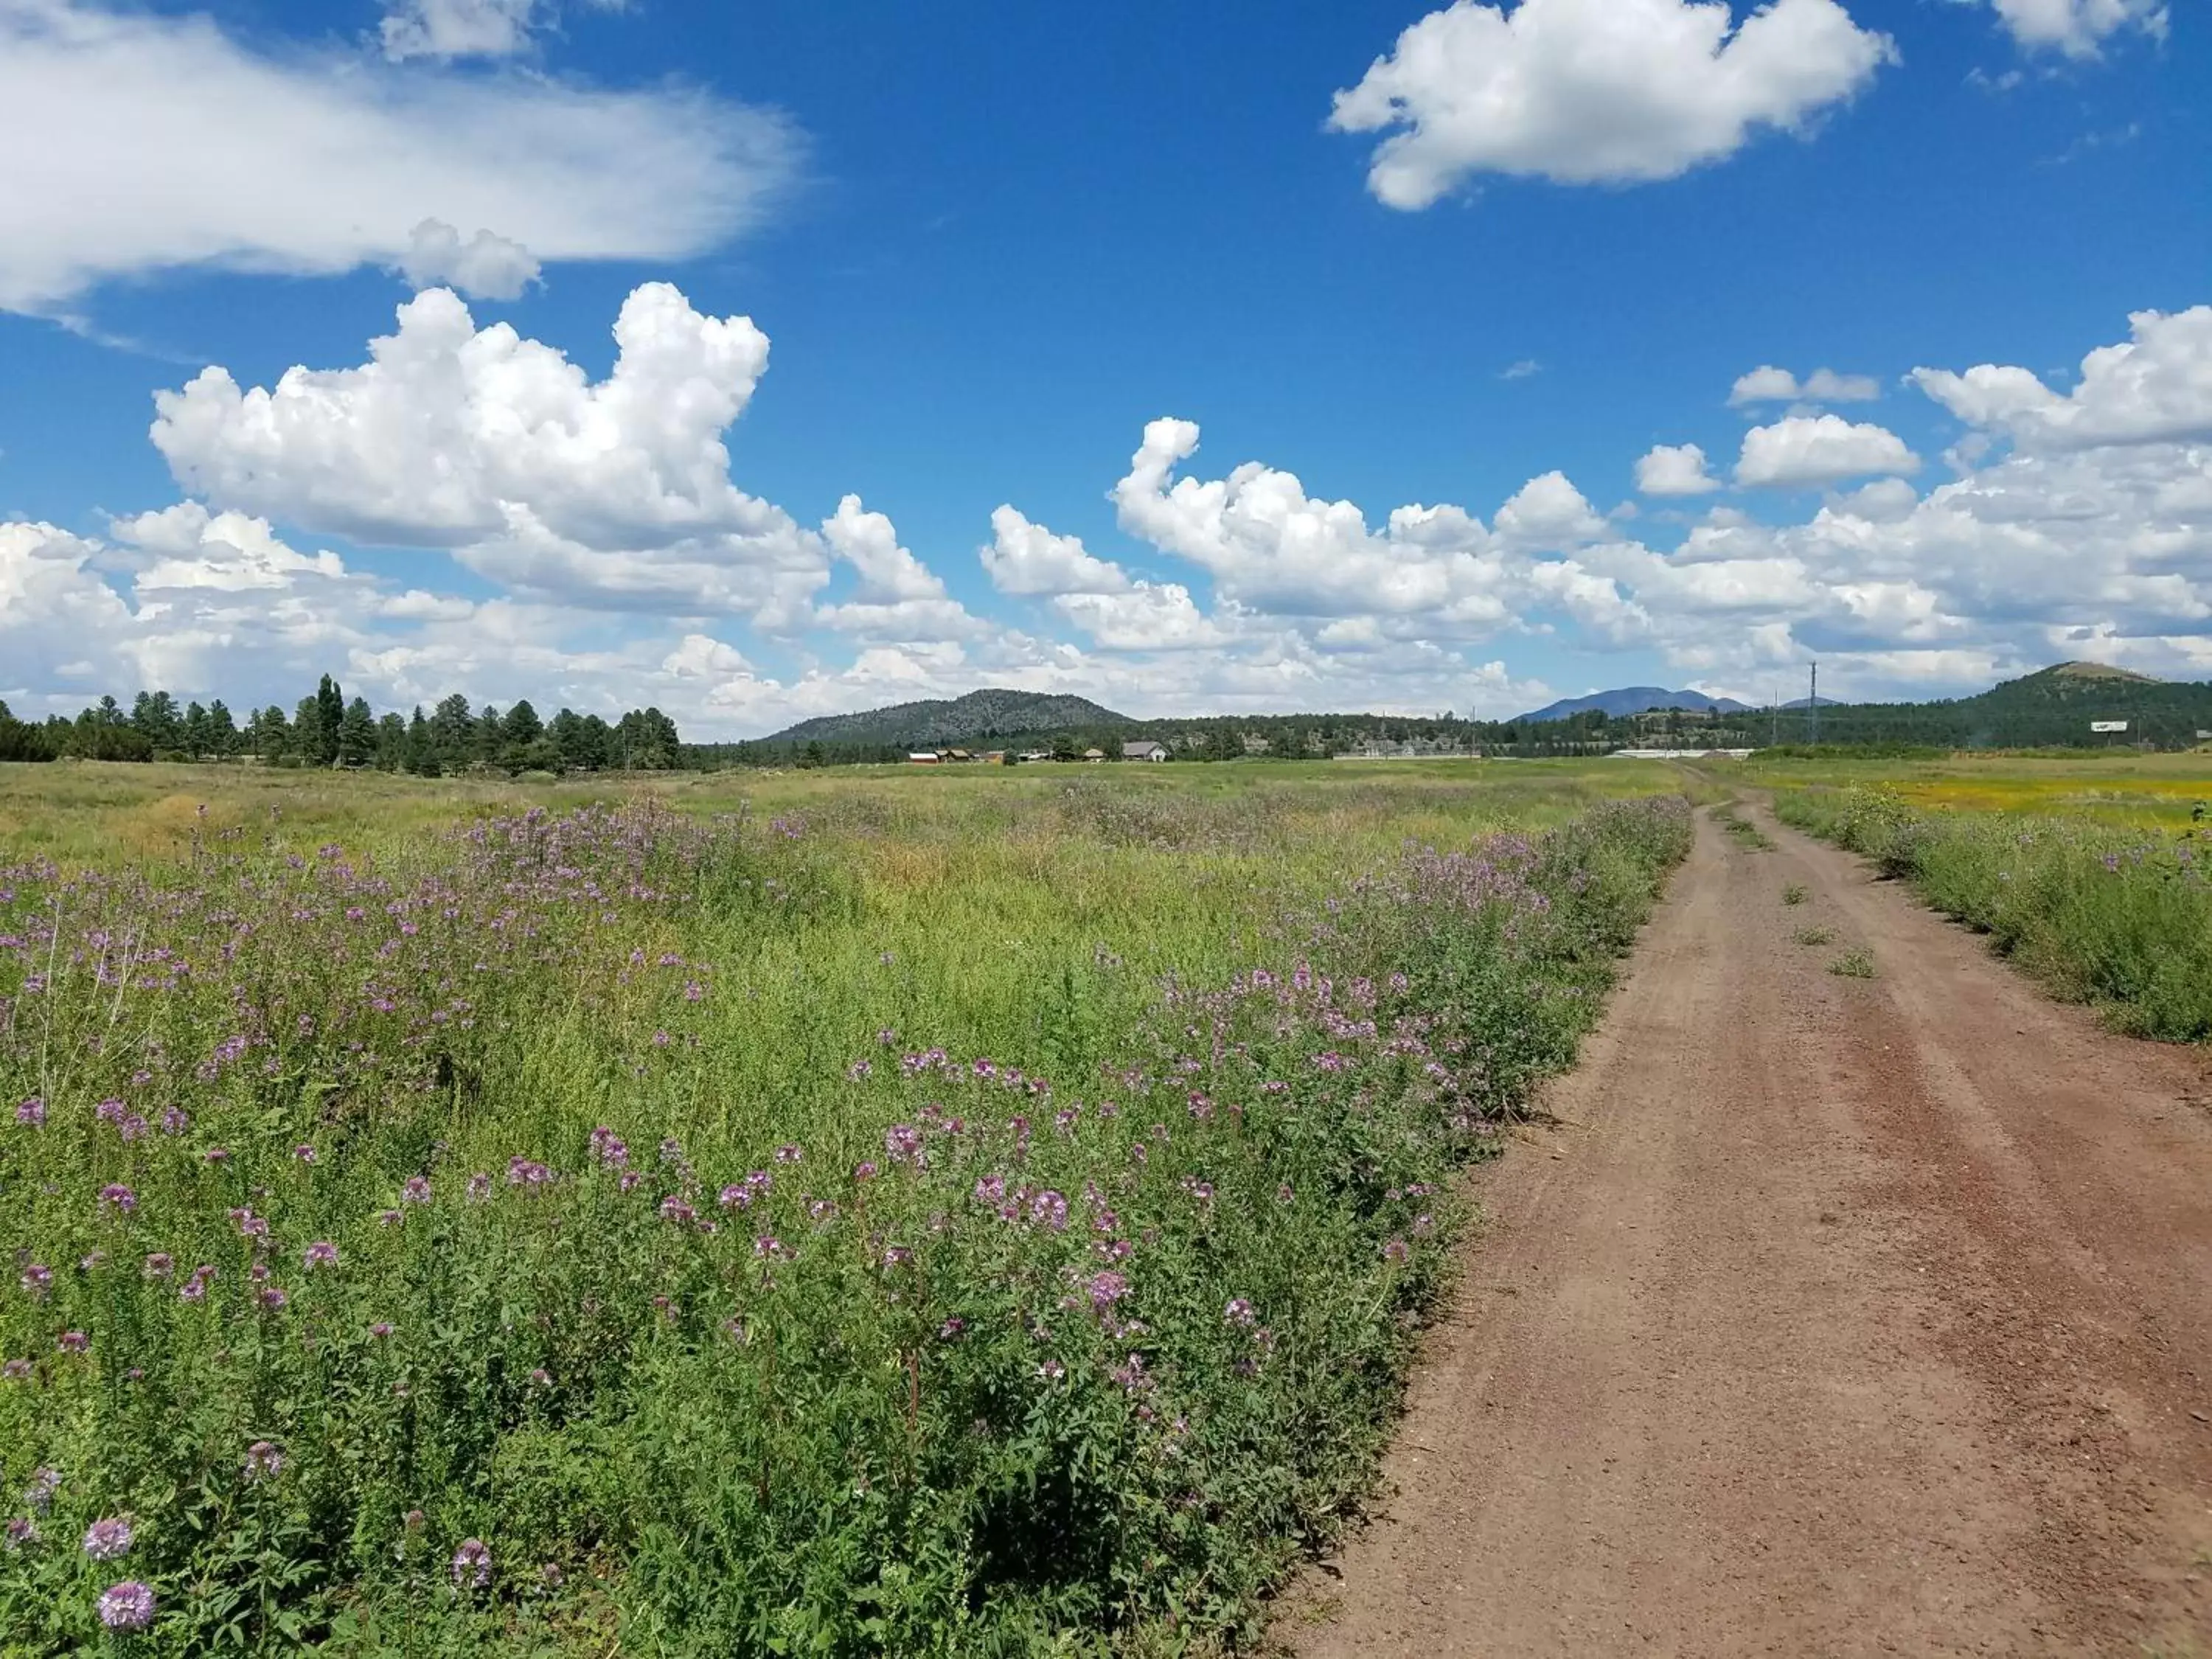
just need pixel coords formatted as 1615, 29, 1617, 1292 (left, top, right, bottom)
2090, 721, 2129, 734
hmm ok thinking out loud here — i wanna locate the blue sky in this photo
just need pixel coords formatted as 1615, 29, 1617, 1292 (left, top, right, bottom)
1, 0, 2207, 732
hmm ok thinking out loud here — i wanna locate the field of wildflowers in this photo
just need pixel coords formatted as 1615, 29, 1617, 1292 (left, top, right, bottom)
0, 762, 1690, 1654
1775, 782, 2212, 1042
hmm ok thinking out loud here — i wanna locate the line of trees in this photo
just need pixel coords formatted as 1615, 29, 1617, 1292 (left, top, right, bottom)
0, 678, 684, 776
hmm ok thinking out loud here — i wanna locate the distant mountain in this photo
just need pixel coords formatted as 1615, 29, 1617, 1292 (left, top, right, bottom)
765, 689, 1133, 748
1516, 686, 1755, 723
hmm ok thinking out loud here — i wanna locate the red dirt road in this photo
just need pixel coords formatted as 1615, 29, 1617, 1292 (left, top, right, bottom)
1283, 802, 2212, 1658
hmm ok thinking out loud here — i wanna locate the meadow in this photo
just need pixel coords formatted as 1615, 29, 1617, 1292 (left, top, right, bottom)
1741, 753, 2212, 1043
0, 759, 1689, 1655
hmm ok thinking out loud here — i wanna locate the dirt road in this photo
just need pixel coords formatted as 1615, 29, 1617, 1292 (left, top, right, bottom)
1284, 801, 2212, 1658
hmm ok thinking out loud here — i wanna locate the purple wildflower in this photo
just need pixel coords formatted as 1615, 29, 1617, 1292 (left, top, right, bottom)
293, 1143, 318, 1164
466, 1173, 492, 1201
27, 1469, 60, 1510
4, 1517, 35, 1549
257, 1286, 288, 1312
658, 1196, 696, 1225
243, 1441, 284, 1482
400, 1175, 432, 1204
718, 1183, 750, 1208
13, 1096, 43, 1127
95, 1098, 125, 1124
774, 1143, 803, 1164
82, 1517, 133, 1560
97, 1580, 156, 1632
369, 1321, 394, 1338
57, 1330, 88, 1353
1382, 1237, 1411, 1265
938, 1316, 967, 1340
1224, 1297, 1256, 1326
375, 1208, 403, 1228
451, 1537, 492, 1590
97, 1183, 136, 1215
884, 1123, 921, 1163
1029, 1189, 1070, 1231
143, 1253, 173, 1279
118, 1115, 148, 1143
852, 1161, 879, 1181
203, 1145, 229, 1164
303, 1241, 339, 1270
2, 1360, 32, 1380
881, 1245, 914, 1268
1087, 1271, 1130, 1313
159, 1107, 189, 1135
20, 1263, 51, 1298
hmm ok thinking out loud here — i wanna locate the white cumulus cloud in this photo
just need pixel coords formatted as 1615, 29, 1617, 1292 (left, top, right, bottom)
1910, 305, 2212, 451
1728, 364, 1882, 406
1636, 442, 1725, 496
1736, 414, 1921, 487
1328, 0, 1896, 209
0, 0, 796, 314
1979, 0, 2166, 58
150, 282, 828, 623
396, 220, 541, 300
981, 506, 1133, 596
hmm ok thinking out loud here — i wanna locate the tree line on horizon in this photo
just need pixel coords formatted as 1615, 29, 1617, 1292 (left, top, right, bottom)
0, 678, 682, 775
3, 665, 2207, 773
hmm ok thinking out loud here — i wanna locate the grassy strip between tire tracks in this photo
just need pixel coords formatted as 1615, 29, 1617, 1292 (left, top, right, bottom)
1, 779, 1689, 1655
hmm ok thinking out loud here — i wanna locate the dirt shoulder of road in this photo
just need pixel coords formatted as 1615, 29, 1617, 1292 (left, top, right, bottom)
1273, 799, 2212, 1659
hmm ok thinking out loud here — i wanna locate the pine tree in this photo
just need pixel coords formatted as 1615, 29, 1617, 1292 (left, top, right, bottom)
314, 675, 345, 766
336, 697, 378, 768
207, 700, 239, 757
375, 712, 407, 771
429, 695, 475, 771
406, 708, 442, 778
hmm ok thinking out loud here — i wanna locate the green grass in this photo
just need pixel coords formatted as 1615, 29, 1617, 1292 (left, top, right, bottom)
1781, 885, 1809, 907
1774, 784, 2212, 1040
1792, 925, 1835, 947
1828, 949, 1877, 979
0, 760, 1690, 1654
1712, 806, 1775, 852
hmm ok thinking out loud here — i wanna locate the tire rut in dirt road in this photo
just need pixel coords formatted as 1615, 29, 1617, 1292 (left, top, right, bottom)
1279, 804, 2212, 1658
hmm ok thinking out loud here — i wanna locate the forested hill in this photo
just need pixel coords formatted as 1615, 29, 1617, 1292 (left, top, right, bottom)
1751, 663, 2212, 750
764, 690, 1131, 748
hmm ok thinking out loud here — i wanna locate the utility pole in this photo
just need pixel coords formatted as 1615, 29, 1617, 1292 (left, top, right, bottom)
1809, 663, 1819, 747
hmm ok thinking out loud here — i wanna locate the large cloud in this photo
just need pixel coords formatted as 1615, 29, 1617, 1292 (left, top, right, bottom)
1736, 414, 1920, 487
981, 507, 1133, 596
1329, 0, 1895, 209
1910, 306, 2212, 452
151, 282, 831, 624
0, 0, 796, 314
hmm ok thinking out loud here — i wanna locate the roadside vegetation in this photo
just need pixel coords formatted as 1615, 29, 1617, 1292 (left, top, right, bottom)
1775, 785, 2212, 1040
0, 761, 1688, 1654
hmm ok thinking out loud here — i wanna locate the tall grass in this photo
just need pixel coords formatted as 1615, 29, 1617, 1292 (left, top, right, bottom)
0, 769, 1688, 1653
1775, 785, 2212, 1040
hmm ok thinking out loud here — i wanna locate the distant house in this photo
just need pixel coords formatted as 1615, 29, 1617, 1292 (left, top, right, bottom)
907, 752, 940, 765
1082, 748, 1106, 762
1122, 740, 1169, 762
945, 748, 973, 762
